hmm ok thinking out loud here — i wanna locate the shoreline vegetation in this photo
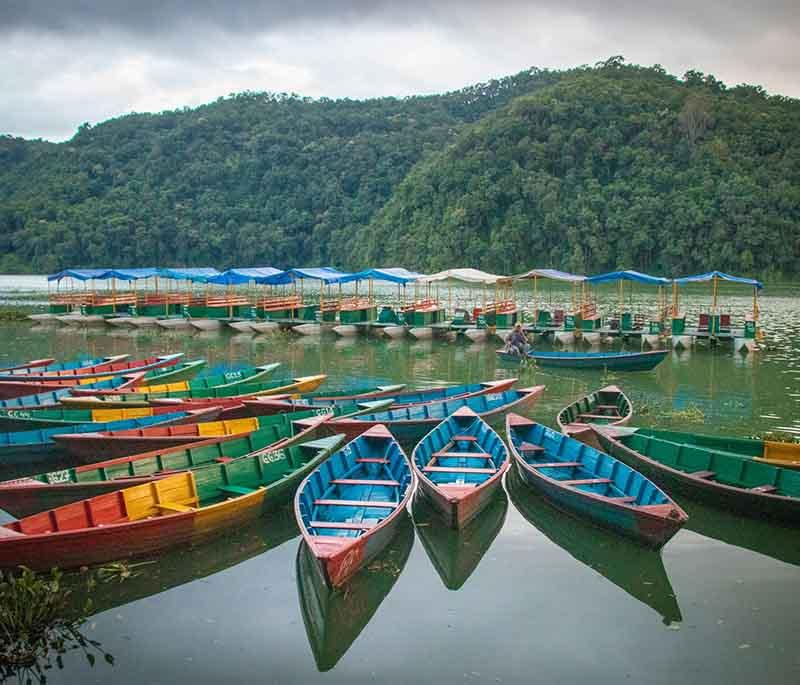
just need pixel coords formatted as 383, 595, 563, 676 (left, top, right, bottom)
2, 58, 799, 279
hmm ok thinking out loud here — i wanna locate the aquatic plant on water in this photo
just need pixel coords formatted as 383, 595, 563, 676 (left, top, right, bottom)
0, 567, 113, 684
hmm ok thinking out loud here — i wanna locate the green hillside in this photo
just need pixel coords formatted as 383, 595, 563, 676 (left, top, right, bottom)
1, 59, 799, 277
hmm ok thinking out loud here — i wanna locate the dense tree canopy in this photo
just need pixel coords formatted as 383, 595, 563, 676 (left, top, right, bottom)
1, 60, 798, 278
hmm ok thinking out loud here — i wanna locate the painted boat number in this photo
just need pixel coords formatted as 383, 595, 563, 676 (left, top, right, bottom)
261, 450, 285, 464
486, 393, 503, 402
293, 399, 310, 406
46, 470, 72, 484
4, 410, 32, 419
224, 371, 244, 380
313, 407, 333, 416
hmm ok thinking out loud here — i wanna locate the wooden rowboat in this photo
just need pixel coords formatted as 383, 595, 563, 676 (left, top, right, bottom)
296, 514, 414, 671
620, 427, 800, 471
246, 379, 518, 415
50, 398, 391, 460
0, 403, 214, 432
0, 407, 220, 464
412, 488, 507, 589
0, 434, 345, 571
59, 374, 328, 409
0, 408, 336, 517
0, 355, 126, 375
588, 425, 800, 523
556, 385, 632, 436
295, 425, 415, 587
411, 407, 509, 529
86, 363, 281, 396
329, 386, 545, 443
497, 349, 668, 371
507, 414, 687, 547
0, 354, 184, 397
0, 373, 147, 411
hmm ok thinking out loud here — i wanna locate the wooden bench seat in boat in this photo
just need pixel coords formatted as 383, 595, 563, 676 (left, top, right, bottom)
310, 521, 376, 530
519, 442, 545, 453
595, 405, 619, 411
423, 466, 496, 474
578, 413, 622, 420
331, 478, 400, 487
314, 499, 398, 508
691, 470, 716, 480
562, 478, 612, 486
433, 450, 492, 459
452, 435, 478, 442
530, 461, 582, 469
606, 496, 637, 503
356, 458, 390, 464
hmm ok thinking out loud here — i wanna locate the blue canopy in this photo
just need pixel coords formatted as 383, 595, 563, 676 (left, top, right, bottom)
331, 267, 423, 285
206, 268, 285, 286
587, 270, 671, 286
263, 267, 351, 285
104, 268, 160, 281
674, 271, 763, 290
157, 268, 221, 283
48, 269, 112, 282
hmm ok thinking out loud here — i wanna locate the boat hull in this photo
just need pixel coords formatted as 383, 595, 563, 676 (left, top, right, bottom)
383, 326, 406, 339
156, 317, 193, 330
227, 321, 255, 332
250, 321, 279, 334
190, 319, 223, 331
593, 428, 800, 523
499, 349, 668, 371
417, 471, 504, 529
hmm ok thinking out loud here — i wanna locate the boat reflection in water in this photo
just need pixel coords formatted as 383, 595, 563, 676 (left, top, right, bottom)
297, 513, 414, 672
680, 497, 800, 567
68, 507, 300, 617
412, 489, 507, 590
506, 469, 682, 626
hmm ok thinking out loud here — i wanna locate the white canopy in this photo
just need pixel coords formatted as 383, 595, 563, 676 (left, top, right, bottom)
514, 268, 586, 283
417, 268, 512, 285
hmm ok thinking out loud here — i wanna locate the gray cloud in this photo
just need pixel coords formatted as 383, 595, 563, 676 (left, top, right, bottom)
2, 1, 799, 141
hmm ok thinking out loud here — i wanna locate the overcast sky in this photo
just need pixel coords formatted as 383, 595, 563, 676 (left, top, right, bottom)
3, 1, 799, 141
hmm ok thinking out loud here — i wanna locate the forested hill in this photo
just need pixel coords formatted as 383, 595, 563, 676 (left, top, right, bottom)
2, 60, 800, 277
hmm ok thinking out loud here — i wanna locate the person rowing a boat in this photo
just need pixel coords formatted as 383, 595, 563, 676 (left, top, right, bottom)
505, 323, 530, 356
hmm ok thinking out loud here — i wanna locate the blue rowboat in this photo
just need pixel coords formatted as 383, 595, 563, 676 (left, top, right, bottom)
497, 349, 668, 371
330, 386, 544, 444
0, 408, 219, 464
245, 379, 517, 415
411, 407, 510, 528
505, 414, 687, 548
0, 374, 146, 411
294, 424, 415, 587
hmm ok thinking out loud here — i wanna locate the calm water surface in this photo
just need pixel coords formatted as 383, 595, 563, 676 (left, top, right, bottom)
0, 289, 799, 684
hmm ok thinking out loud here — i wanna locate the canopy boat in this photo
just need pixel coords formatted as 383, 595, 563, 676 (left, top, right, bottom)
506, 468, 683, 625
59, 375, 328, 409
330, 386, 544, 443
0, 434, 345, 571
0, 407, 339, 517
412, 488, 507, 589
0, 355, 127, 376
410, 407, 509, 528
295, 425, 415, 587
0, 373, 147, 410
507, 415, 687, 547
0, 403, 221, 432
556, 385, 633, 436
513, 269, 586, 343
296, 515, 414, 671
51, 398, 390, 460
0, 408, 218, 464
498, 349, 668, 371
589, 426, 800, 523
245, 379, 517, 415
621, 427, 800, 471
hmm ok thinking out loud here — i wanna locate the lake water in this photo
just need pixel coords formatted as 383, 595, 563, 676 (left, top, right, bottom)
0, 287, 799, 684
